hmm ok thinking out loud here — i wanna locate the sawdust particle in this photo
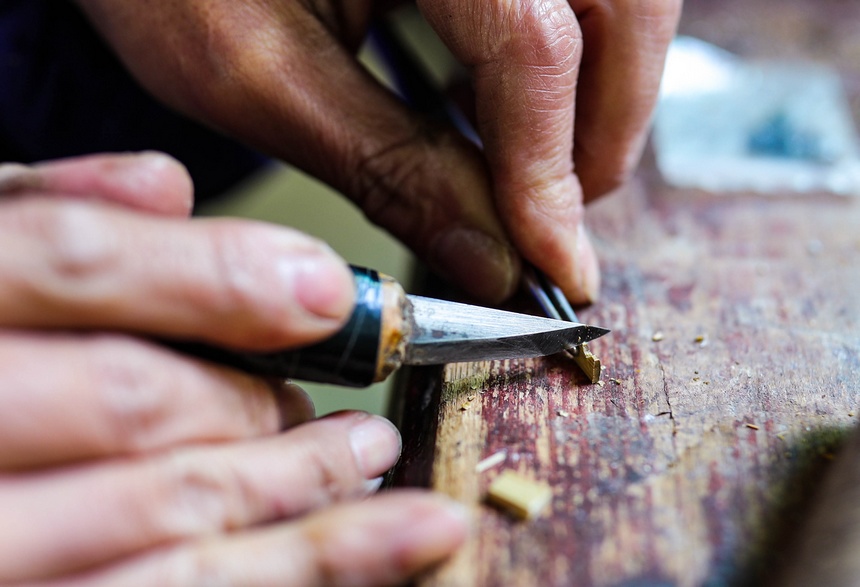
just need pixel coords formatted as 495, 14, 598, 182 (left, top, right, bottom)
475, 450, 507, 473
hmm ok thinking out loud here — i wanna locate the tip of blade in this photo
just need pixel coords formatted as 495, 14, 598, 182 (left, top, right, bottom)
577, 324, 611, 344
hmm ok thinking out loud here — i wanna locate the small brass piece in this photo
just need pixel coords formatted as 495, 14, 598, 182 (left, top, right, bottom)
570, 343, 602, 384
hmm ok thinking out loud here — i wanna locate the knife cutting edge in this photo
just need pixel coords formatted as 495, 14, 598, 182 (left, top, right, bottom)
172, 266, 609, 387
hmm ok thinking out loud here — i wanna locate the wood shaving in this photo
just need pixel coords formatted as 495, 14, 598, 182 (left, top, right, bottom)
475, 450, 507, 473
487, 471, 553, 520
459, 395, 476, 411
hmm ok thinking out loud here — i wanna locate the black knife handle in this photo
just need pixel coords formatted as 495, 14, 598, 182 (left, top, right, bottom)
167, 266, 410, 388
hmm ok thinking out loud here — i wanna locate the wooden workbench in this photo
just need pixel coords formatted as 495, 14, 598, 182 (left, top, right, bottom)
388, 2, 860, 585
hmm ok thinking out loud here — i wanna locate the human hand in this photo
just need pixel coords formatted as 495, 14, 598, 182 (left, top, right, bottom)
0, 152, 467, 585
74, 0, 681, 305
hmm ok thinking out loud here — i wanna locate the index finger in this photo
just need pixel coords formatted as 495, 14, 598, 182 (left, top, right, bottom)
418, 0, 598, 304
0, 197, 355, 350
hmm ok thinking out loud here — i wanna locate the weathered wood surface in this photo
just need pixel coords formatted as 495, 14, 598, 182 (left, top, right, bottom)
389, 2, 860, 585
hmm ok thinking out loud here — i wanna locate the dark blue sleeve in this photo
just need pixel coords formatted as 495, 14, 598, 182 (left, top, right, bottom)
0, 0, 267, 201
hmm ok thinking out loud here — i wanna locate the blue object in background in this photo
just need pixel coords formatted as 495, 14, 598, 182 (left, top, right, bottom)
0, 0, 265, 202
747, 111, 825, 162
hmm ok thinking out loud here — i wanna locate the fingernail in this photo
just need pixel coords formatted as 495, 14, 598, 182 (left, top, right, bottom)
363, 476, 384, 495
271, 381, 316, 429
431, 228, 519, 303
575, 224, 600, 303
349, 414, 402, 478
113, 152, 194, 212
283, 255, 355, 322
115, 152, 181, 184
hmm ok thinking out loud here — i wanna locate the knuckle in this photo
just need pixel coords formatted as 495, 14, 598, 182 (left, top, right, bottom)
27, 201, 119, 282
531, 1, 583, 61
301, 430, 367, 506
349, 133, 435, 243
150, 450, 242, 536
86, 335, 173, 452
307, 452, 356, 506
501, 1, 582, 73
207, 223, 264, 309
202, 222, 291, 345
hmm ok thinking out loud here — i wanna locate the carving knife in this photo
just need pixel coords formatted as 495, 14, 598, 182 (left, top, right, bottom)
171, 266, 610, 387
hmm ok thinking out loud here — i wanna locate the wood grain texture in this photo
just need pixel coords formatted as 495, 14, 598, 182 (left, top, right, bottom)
389, 4, 860, 583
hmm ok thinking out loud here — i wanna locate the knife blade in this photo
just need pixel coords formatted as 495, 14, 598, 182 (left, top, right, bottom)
406, 295, 608, 365
169, 266, 610, 388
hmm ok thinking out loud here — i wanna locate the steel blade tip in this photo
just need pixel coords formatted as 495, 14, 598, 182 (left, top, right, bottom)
576, 325, 611, 345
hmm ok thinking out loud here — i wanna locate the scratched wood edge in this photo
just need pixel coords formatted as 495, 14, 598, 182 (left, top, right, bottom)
386, 365, 444, 489
385, 261, 449, 489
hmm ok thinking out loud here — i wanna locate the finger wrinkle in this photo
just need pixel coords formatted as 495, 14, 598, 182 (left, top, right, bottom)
151, 450, 245, 537
90, 337, 280, 453
349, 131, 439, 241
201, 222, 324, 348
519, 184, 584, 232
494, 1, 582, 72
303, 435, 362, 509
87, 337, 175, 454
